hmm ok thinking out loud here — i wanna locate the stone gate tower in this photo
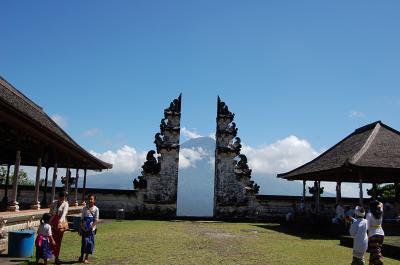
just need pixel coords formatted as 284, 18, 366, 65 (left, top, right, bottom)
134, 94, 181, 218
214, 97, 259, 219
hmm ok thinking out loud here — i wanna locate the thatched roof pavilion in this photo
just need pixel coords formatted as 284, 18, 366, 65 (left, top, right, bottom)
0, 76, 112, 211
278, 121, 400, 208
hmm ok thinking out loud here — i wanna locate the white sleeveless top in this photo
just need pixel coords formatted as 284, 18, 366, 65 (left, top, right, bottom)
366, 212, 384, 237
50, 201, 69, 222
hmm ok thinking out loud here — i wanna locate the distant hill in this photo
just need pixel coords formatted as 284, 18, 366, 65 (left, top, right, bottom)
177, 137, 215, 216
176, 137, 310, 216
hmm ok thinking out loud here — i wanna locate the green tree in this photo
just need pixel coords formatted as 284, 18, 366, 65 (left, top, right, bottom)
367, 184, 396, 200
0, 166, 33, 186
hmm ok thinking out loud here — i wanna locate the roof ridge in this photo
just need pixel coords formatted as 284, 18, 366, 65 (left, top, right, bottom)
349, 122, 381, 165
353, 120, 381, 134
0, 76, 44, 113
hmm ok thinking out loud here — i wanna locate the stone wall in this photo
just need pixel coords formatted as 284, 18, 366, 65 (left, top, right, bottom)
0, 185, 143, 219
254, 195, 366, 221
134, 94, 182, 218
214, 97, 259, 218
0, 185, 367, 221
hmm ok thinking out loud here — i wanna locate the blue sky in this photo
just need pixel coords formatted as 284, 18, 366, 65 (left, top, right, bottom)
1, 1, 400, 196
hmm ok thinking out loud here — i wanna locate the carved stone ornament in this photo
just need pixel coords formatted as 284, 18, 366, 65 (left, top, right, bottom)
160, 118, 179, 133
230, 137, 242, 153
141, 150, 161, 174
154, 133, 164, 153
236, 154, 249, 170
245, 181, 260, 194
164, 94, 182, 116
133, 175, 147, 190
235, 154, 252, 178
308, 186, 324, 198
217, 97, 234, 119
217, 122, 238, 137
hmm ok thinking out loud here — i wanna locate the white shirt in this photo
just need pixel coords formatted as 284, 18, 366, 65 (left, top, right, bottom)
366, 212, 384, 237
82, 205, 99, 231
51, 201, 69, 222
349, 218, 368, 259
37, 223, 52, 237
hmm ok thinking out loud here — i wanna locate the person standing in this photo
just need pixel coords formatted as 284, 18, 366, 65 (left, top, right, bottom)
349, 206, 368, 265
79, 194, 99, 264
49, 191, 69, 264
35, 213, 56, 265
367, 200, 385, 265
332, 202, 345, 224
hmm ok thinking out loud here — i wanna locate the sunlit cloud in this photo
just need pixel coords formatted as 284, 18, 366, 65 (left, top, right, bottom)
242, 135, 319, 175
90, 145, 146, 174
181, 127, 202, 139
179, 147, 208, 169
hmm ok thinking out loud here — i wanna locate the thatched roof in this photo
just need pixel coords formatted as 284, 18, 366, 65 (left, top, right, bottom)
277, 121, 400, 183
0, 76, 112, 170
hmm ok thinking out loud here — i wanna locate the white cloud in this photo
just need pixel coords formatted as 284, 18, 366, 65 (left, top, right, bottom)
241, 135, 319, 175
349, 110, 365, 118
51, 114, 68, 129
179, 147, 208, 169
83, 128, 101, 137
208, 132, 216, 140
90, 145, 146, 174
181, 127, 202, 139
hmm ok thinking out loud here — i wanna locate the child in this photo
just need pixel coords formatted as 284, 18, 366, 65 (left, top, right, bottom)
79, 194, 99, 264
35, 213, 56, 265
349, 206, 368, 265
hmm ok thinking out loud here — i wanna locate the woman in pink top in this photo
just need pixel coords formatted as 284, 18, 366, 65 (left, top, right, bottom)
366, 200, 385, 265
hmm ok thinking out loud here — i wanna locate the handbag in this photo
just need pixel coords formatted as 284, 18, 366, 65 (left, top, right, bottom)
58, 221, 69, 233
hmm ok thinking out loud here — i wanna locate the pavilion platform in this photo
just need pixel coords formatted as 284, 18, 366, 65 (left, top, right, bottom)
0, 206, 83, 255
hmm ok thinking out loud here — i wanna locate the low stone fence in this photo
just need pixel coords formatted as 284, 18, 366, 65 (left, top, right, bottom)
255, 195, 366, 221
0, 185, 143, 219
0, 206, 83, 254
0, 185, 369, 222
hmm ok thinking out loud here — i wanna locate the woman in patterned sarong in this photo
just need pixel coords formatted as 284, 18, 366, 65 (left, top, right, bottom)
50, 191, 69, 264
79, 194, 99, 264
367, 200, 385, 265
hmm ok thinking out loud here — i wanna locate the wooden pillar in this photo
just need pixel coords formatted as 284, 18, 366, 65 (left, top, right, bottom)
80, 169, 87, 206
2, 164, 11, 205
41, 167, 49, 206
359, 178, 364, 207
8, 151, 21, 212
395, 182, 400, 217
336, 181, 342, 204
50, 164, 58, 205
371, 183, 378, 200
313, 180, 320, 213
74, 169, 79, 206
302, 180, 306, 200
65, 168, 70, 194
395, 181, 400, 202
316, 181, 321, 212
31, 157, 42, 209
